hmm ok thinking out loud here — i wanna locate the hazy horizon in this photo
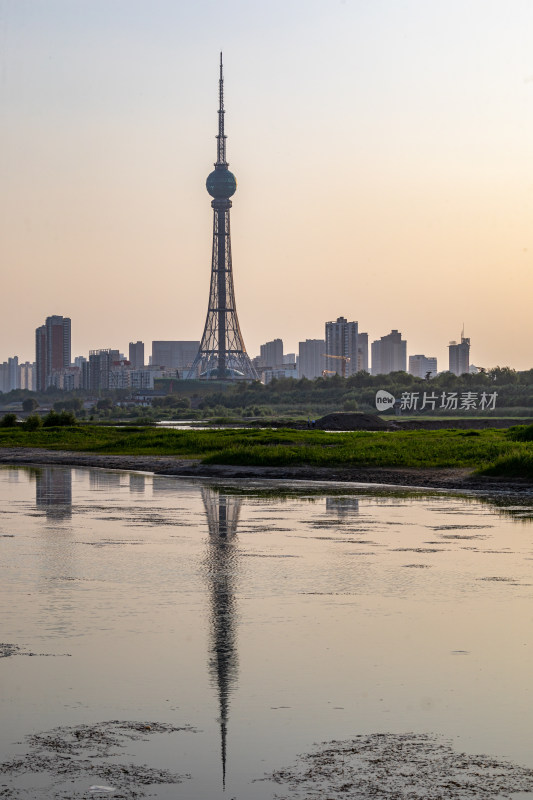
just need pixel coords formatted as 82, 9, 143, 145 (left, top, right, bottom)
2, 1, 533, 371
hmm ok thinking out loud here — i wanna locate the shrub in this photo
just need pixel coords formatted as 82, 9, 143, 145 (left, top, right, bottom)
507, 424, 533, 442
96, 398, 113, 411
343, 397, 359, 412
53, 398, 83, 412
480, 450, 533, 479
42, 410, 77, 427
22, 415, 43, 431
0, 413, 18, 427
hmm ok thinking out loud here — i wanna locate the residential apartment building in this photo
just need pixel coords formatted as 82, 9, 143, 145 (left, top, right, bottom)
151, 341, 200, 373
49, 367, 81, 391
19, 362, 34, 391
448, 335, 470, 376
324, 317, 359, 377
371, 330, 407, 375
85, 349, 121, 391
262, 364, 298, 384
408, 354, 438, 379
35, 315, 71, 391
298, 339, 326, 379
129, 341, 145, 369
357, 332, 369, 373
0, 357, 20, 392
259, 338, 283, 369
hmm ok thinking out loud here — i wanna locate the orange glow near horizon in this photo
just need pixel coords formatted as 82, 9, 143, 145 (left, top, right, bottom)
1, 1, 533, 371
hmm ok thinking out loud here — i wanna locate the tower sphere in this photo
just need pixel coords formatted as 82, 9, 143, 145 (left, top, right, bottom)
206, 168, 237, 199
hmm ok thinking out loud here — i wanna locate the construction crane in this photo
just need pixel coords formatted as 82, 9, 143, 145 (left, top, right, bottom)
322, 354, 351, 379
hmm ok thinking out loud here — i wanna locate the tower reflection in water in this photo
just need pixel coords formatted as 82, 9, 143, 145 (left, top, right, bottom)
201, 486, 242, 789
35, 467, 72, 520
325, 495, 359, 517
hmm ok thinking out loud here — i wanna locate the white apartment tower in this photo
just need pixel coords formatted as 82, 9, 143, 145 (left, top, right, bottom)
371, 330, 407, 375
259, 339, 283, 369
298, 339, 326, 379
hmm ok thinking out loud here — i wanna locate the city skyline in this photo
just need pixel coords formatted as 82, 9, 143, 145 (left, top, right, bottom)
5, 317, 476, 392
0, 316, 477, 375
2, 2, 533, 370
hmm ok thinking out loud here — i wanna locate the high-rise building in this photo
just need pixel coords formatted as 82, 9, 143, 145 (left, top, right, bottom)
298, 339, 326, 379
19, 362, 34, 391
152, 341, 200, 372
448, 335, 470, 376
357, 332, 369, 373
188, 55, 258, 381
7, 357, 19, 392
409, 354, 438, 379
324, 317, 359, 377
87, 349, 120, 391
259, 339, 283, 369
35, 326, 46, 391
371, 330, 407, 375
35, 315, 71, 391
129, 341, 145, 369
0, 362, 10, 393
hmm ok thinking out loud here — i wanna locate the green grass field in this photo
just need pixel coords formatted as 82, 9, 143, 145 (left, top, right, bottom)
1, 424, 533, 478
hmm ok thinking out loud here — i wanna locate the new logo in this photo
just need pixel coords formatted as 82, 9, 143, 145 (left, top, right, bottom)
375, 390, 395, 411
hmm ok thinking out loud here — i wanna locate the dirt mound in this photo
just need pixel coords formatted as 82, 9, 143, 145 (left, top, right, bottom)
314, 412, 396, 431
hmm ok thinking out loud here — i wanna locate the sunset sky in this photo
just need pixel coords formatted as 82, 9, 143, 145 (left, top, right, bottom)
2, 0, 533, 371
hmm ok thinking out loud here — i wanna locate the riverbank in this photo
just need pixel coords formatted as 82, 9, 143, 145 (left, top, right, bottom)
1, 424, 532, 486
1, 446, 532, 493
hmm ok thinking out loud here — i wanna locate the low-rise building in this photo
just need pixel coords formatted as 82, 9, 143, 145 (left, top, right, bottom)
262, 364, 298, 384
408, 355, 437, 379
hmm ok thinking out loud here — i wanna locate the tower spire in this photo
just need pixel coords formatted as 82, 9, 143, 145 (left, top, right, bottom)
217, 52, 227, 166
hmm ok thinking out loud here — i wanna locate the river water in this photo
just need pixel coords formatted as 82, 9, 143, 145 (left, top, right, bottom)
1, 465, 533, 799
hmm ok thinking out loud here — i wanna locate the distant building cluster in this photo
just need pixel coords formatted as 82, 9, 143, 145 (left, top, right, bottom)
0, 315, 203, 393
0, 313, 473, 393
250, 318, 470, 384
255, 319, 472, 384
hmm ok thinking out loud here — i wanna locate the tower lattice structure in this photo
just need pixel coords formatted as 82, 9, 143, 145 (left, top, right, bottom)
188, 55, 259, 381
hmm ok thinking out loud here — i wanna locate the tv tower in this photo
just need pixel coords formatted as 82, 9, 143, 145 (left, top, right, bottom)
188, 54, 259, 380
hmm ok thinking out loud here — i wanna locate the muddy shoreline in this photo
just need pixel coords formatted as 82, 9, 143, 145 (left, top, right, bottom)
1, 446, 532, 493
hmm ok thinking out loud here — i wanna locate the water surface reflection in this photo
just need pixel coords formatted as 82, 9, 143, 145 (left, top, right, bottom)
35, 467, 72, 520
202, 487, 241, 787
0, 465, 533, 800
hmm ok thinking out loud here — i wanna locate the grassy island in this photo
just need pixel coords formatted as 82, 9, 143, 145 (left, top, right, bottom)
0, 425, 532, 479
